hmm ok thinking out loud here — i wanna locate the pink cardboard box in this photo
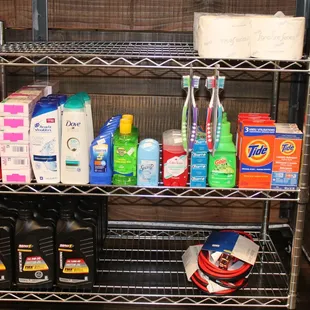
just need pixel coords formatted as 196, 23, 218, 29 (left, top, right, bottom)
2, 168, 32, 183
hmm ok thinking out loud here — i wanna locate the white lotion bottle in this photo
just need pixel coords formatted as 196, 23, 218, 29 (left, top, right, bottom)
61, 96, 89, 184
30, 100, 60, 183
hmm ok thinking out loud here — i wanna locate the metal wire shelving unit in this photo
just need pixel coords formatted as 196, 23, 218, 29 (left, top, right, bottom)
0, 27, 309, 310
0, 41, 309, 72
0, 182, 299, 200
0, 227, 289, 307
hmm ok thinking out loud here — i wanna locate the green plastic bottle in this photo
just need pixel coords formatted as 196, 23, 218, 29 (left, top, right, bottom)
208, 120, 236, 188
222, 112, 228, 123
113, 119, 138, 185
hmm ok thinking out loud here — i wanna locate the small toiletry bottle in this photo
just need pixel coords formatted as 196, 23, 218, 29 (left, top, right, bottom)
137, 139, 159, 186
162, 130, 188, 187
113, 119, 138, 185
208, 121, 236, 188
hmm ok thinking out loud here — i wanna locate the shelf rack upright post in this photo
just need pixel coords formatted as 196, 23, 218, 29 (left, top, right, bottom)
288, 59, 310, 308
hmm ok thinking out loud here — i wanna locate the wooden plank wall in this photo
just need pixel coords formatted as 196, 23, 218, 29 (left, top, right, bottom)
1, 0, 296, 30
0, 0, 298, 224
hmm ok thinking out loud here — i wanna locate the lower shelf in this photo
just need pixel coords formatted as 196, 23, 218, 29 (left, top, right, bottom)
0, 228, 289, 307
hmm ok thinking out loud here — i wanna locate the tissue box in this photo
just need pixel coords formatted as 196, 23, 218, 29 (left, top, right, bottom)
195, 12, 305, 60
14, 88, 44, 99
2, 168, 32, 183
1, 156, 31, 170
0, 116, 30, 130
251, 16, 305, 60
197, 15, 251, 59
0, 143, 29, 157
28, 80, 59, 96
0, 97, 36, 117
0, 127, 30, 142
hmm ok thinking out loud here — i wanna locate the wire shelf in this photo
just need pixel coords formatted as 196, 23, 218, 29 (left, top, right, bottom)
0, 182, 299, 201
0, 41, 308, 72
0, 228, 289, 307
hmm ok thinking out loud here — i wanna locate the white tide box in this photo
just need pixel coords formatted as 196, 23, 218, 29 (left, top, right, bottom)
2, 168, 33, 183
1, 156, 31, 170
0, 143, 29, 157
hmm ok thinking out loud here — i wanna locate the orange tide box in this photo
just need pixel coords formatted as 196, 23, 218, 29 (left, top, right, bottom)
271, 124, 302, 190
239, 120, 275, 188
237, 114, 270, 158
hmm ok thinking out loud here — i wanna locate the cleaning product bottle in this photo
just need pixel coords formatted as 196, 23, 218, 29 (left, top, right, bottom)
76, 92, 94, 147
15, 202, 54, 289
0, 205, 16, 289
137, 139, 160, 186
30, 100, 60, 183
113, 119, 138, 185
61, 96, 89, 184
163, 129, 188, 186
56, 201, 95, 290
222, 112, 228, 123
208, 121, 236, 188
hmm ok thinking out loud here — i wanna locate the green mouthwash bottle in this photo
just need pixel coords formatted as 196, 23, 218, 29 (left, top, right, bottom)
208, 120, 236, 188
113, 119, 138, 185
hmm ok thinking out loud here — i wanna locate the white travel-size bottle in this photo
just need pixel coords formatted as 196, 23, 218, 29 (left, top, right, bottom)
60, 96, 89, 184
30, 100, 60, 183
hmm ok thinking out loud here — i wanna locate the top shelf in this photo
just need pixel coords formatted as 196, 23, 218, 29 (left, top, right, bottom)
0, 41, 308, 72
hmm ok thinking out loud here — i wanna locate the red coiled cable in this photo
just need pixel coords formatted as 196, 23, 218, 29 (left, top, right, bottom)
190, 230, 254, 295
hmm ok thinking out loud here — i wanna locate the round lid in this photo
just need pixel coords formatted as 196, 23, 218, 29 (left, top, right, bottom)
64, 96, 85, 109
120, 118, 132, 134
122, 114, 134, 124
76, 92, 90, 102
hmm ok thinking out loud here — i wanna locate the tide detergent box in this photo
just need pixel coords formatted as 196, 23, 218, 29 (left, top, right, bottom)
271, 124, 302, 190
239, 119, 275, 188
237, 114, 270, 158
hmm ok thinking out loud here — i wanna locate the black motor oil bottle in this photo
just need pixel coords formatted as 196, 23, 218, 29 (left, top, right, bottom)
15, 203, 54, 289
56, 202, 95, 290
0, 214, 16, 289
